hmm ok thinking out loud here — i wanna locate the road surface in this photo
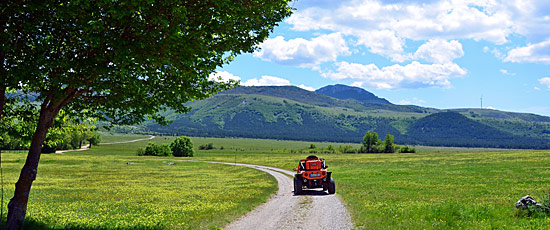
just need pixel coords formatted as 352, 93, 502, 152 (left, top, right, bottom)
198, 161, 353, 230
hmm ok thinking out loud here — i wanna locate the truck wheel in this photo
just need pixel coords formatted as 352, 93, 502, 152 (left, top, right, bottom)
294, 177, 303, 195
328, 178, 335, 194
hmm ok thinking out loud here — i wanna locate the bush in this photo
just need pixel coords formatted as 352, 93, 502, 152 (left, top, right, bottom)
339, 145, 358, 153
137, 142, 171, 156
171, 136, 194, 157
399, 145, 416, 153
198, 143, 214, 150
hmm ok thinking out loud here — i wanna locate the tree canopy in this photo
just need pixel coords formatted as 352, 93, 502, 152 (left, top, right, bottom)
1, 1, 293, 229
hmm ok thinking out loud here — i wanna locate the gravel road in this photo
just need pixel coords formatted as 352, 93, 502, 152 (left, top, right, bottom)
200, 161, 353, 230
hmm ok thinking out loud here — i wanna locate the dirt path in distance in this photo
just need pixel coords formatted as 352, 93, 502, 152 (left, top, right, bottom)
55, 135, 156, 154
197, 161, 353, 230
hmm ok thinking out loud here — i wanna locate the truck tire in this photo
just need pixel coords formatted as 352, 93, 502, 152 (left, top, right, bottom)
294, 176, 303, 195
328, 178, 335, 194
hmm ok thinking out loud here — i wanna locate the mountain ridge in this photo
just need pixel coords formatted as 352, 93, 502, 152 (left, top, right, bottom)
143, 85, 550, 149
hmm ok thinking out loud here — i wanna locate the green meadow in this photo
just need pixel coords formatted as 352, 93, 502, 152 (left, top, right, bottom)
1, 134, 550, 229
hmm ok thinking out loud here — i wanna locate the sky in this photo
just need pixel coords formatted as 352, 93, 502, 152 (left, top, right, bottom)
211, 0, 550, 116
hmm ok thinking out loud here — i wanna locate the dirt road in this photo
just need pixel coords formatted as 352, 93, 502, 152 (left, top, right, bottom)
200, 161, 353, 230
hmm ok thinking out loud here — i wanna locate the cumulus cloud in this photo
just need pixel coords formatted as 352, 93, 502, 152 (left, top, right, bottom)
286, 0, 550, 61
413, 39, 464, 63
254, 33, 350, 69
208, 71, 241, 83
297, 84, 316, 91
504, 40, 550, 64
242, 75, 291, 86
539, 77, 550, 88
322, 61, 467, 89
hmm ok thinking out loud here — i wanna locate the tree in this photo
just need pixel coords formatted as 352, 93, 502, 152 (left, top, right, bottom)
362, 131, 379, 153
383, 134, 395, 153
86, 133, 101, 148
1, 1, 293, 228
171, 136, 194, 157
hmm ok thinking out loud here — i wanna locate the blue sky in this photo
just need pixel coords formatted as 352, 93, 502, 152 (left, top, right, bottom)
212, 0, 550, 116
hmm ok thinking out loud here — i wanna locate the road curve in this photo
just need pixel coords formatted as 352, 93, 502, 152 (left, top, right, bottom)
197, 161, 353, 230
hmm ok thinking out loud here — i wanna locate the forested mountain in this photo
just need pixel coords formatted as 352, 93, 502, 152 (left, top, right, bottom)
143, 85, 550, 149
316, 84, 391, 104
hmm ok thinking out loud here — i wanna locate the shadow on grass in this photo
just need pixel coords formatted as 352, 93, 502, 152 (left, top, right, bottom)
1, 219, 163, 230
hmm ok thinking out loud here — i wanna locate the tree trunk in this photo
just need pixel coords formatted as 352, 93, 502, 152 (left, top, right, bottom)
5, 103, 59, 230
0, 88, 5, 120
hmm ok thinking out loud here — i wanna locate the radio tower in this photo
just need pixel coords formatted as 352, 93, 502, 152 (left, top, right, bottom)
480, 95, 483, 109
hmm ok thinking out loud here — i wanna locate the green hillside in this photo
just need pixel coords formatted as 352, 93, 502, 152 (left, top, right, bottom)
143, 85, 550, 149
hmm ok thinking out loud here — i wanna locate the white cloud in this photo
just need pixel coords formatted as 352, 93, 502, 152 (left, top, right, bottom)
413, 39, 464, 63
499, 69, 516, 76
539, 77, 550, 88
242, 75, 290, 86
254, 33, 350, 69
208, 71, 241, 83
297, 84, 316, 91
504, 40, 550, 64
399, 97, 426, 105
486, 106, 496, 110
322, 61, 466, 89
286, 0, 550, 61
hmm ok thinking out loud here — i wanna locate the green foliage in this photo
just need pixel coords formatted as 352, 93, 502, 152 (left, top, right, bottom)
199, 143, 215, 150
407, 112, 550, 149
339, 145, 358, 154
87, 133, 101, 147
171, 136, 194, 157
383, 134, 395, 153
138, 142, 171, 157
398, 145, 416, 153
309, 144, 317, 149
327, 144, 335, 153
3, 1, 294, 125
362, 131, 379, 153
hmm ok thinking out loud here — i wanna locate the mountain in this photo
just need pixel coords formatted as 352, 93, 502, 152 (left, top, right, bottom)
316, 84, 391, 104
406, 112, 550, 149
142, 85, 550, 149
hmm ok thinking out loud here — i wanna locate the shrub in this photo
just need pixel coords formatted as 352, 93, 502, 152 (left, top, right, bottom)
171, 136, 194, 157
399, 145, 416, 153
137, 142, 171, 156
199, 143, 214, 150
339, 145, 357, 154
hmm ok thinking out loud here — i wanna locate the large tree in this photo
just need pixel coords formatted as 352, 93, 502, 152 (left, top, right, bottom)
1, 0, 293, 229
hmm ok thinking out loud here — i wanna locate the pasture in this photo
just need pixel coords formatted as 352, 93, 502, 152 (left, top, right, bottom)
1, 134, 549, 229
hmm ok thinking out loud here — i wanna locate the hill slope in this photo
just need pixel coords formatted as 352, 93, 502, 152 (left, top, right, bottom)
316, 84, 391, 104
143, 85, 550, 149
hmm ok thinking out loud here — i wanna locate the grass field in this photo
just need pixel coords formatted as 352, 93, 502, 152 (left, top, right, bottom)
1, 134, 550, 229
0, 139, 277, 229
188, 137, 550, 229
